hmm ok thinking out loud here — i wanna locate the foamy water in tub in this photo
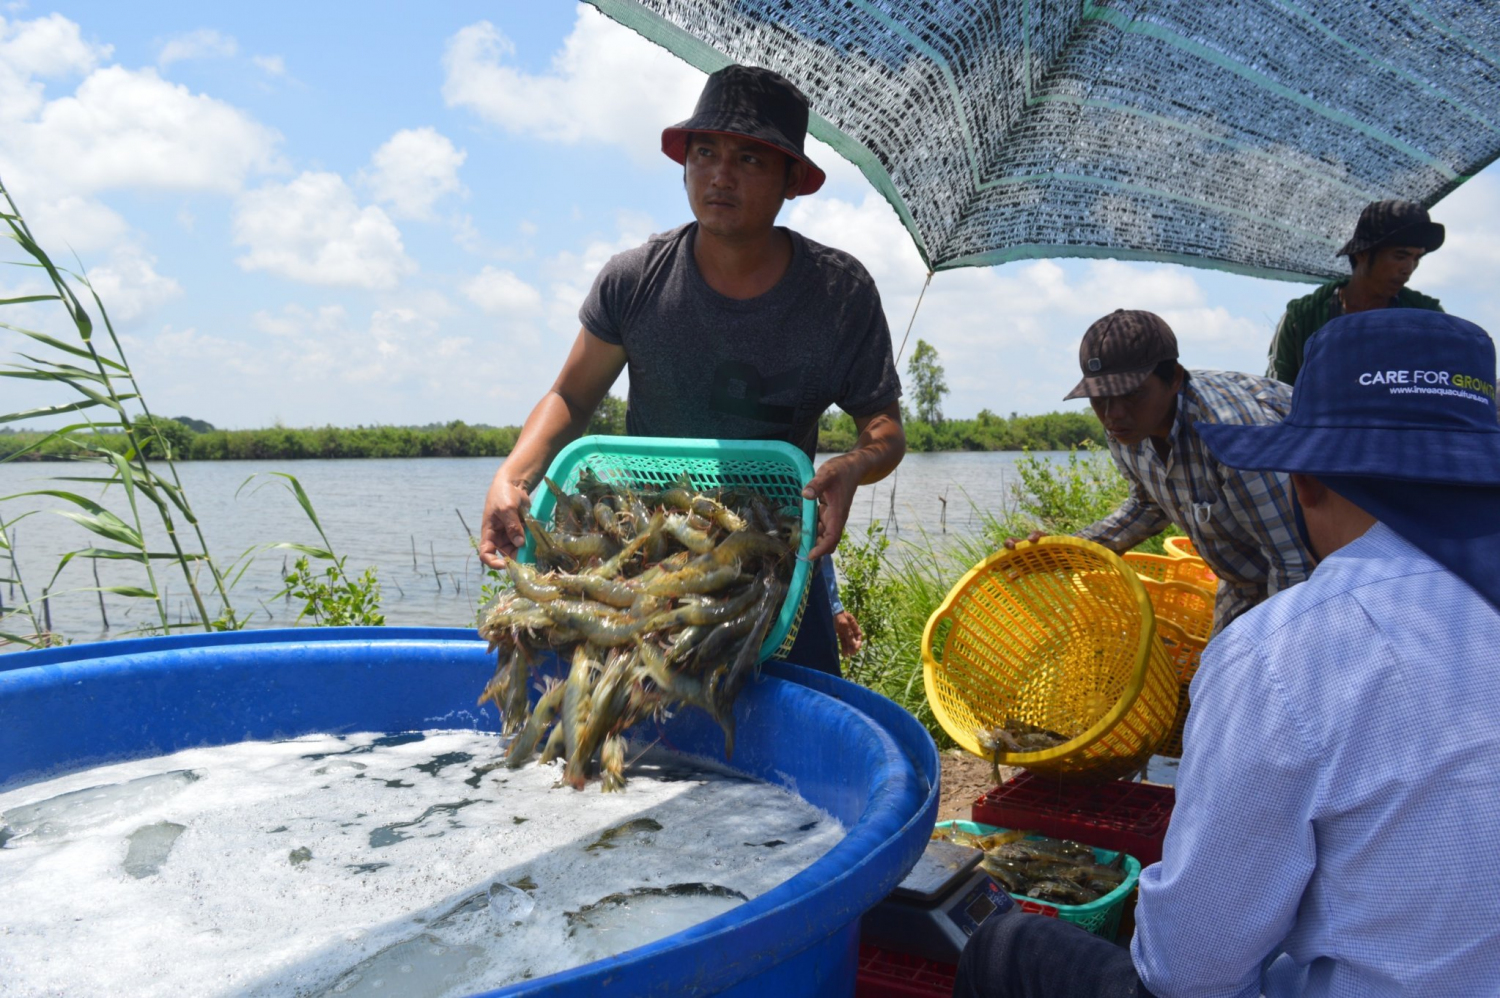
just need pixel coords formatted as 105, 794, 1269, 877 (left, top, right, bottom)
0, 730, 843, 997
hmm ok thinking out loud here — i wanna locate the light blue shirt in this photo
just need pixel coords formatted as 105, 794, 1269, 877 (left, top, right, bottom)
1132, 521, 1500, 997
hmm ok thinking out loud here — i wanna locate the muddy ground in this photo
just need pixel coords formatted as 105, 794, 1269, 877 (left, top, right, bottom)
936, 748, 1016, 824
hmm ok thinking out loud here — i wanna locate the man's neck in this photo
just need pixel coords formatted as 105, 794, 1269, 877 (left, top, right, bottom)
1339, 274, 1392, 314
1148, 396, 1179, 461
693, 224, 793, 300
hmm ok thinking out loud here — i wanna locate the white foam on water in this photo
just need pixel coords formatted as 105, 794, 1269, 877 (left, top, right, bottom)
0, 731, 844, 997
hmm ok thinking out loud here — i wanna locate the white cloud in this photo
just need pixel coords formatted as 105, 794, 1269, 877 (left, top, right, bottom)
233, 171, 416, 289
19, 193, 130, 252
0, 15, 283, 308
541, 209, 657, 337
251, 303, 346, 338
442, 8, 704, 165
362, 127, 466, 220
157, 28, 237, 69
243, 302, 496, 398
9, 65, 282, 196
251, 54, 286, 77
1, 12, 108, 78
0, 13, 111, 122
787, 190, 1278, 414
82, 245, 183, 324
463, 266, 542, 316
1416, 174, 1500, 292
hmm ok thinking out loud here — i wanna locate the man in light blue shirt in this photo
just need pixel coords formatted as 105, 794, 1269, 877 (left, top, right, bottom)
955, 309, 1500, 997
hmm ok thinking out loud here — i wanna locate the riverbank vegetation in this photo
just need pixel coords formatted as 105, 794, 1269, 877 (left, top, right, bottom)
2, 406, 1105, 462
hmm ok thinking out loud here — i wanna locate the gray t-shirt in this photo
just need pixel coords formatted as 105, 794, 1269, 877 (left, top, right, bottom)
579, 223, 901, 458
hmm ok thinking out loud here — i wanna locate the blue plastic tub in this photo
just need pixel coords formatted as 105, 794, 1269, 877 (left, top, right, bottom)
0, 628, 938, 997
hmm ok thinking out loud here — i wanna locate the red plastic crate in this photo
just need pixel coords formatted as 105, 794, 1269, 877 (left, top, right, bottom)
855, 905, 1058, 997
856, 946, 956, 998
971, 772, 1176, 865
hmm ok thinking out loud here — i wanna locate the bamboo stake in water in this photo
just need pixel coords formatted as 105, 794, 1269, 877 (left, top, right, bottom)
429, 541, 442, 592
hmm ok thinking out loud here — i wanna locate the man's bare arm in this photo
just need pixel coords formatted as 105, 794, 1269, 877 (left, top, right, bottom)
802, 402, 905, 560
479, 329, 627, 567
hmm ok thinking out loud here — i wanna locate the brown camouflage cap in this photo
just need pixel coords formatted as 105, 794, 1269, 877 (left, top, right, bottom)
1337, 199, 1445, 258
1064, 310, 1179, 400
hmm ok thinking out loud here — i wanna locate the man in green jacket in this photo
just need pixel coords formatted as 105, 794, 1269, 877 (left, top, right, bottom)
1266, 199, 1444, 385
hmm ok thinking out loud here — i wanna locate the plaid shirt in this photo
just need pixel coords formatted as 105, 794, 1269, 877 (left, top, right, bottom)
1077, 370, 1314, 632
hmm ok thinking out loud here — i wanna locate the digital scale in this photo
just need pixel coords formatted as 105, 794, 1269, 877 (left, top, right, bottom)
861, 837, 1015, 964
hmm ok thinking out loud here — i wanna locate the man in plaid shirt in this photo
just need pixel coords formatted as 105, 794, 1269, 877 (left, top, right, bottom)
1026, 310, 1315, 634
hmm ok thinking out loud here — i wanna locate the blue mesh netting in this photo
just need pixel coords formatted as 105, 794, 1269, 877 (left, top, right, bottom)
585, 0, 1500, 281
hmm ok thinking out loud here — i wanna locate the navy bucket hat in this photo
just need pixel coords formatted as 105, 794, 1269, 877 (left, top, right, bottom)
1199, 310, 1500, 484
1198, 309, 1500, 610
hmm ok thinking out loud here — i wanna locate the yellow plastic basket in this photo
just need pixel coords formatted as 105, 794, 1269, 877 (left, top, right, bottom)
1122, 551, 1175, 583
1126, 550, 1219, 591
1155, 618, 1206, 758
922, 537, 1180, 783
1163, 535, 1198, 559
1140, 578, 1215, 644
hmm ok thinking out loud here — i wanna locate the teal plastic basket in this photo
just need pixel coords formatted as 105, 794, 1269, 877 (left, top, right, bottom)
515, 434, 816, 660
936, 819, 1142, 940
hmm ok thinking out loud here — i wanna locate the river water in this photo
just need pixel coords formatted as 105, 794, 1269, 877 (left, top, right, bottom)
0, 451, 1059, 647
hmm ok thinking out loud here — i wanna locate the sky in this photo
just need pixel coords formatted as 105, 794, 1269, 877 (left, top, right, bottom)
1, 2, 1497, 430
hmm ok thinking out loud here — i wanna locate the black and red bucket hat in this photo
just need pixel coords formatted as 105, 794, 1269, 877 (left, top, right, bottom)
661, 65, 826, 195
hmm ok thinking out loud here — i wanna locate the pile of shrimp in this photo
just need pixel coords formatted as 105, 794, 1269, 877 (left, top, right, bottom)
479, 471, 801, 791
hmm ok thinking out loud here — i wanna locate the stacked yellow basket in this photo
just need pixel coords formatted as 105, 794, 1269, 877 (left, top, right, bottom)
922, 538, 1180, 783
1125, 550, 1218, 758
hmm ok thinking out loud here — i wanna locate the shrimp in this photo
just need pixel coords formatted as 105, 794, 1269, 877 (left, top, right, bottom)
566, 647, 634, 790
691, 495, 747, 533
600, 734, 627, 793
552, 572, 637, 609
505, 677, 565, 768
642, 554, 743, 597
543, 600, 648, 646
506, 559, 560, 602
662, 513, 715, 554
645, 579, 762, 630
712, 530, 790, 566
561, 644, 602, 778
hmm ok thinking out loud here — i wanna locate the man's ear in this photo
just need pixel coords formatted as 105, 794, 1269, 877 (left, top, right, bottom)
783, 160, 807, 200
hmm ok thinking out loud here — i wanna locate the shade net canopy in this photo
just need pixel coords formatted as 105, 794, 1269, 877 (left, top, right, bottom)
583, 0, 1500, 282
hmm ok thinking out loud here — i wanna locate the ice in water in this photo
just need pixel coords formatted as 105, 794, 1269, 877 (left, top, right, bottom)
0, 730, 843, 997
122, 820, 187, 878
566, 884, 748, 962
0, 769, 198, 846
488, 882, 535, 925
311, 934, 488, 998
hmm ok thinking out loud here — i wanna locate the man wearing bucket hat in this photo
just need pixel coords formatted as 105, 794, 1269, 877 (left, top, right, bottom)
1009, 309, 1315, 636
956, 309, 1500, 996
478, 65, 905, 676
1266, 199, 1444, 385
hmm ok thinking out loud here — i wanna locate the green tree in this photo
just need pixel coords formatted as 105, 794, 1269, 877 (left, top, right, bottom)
588, 394, 628, 435
137, 416, 196, 459
907, 339, 948, 426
